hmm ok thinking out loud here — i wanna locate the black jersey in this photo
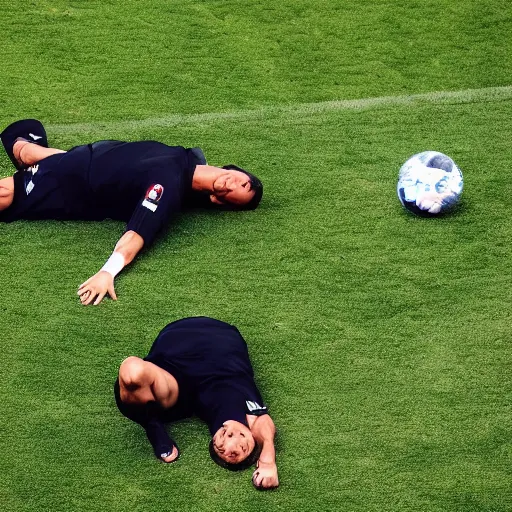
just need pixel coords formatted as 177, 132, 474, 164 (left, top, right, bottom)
0, 140, 199, 245
144, 317, 267, 435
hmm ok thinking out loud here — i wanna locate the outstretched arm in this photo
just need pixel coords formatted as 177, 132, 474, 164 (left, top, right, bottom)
77, 165, 181, 305
249, 414, 279, 490
77, 230, 144, 305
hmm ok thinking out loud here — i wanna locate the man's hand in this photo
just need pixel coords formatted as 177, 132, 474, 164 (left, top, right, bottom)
78, 271, 118, 306
252, 460, 279, 490
76, 231, 143, 305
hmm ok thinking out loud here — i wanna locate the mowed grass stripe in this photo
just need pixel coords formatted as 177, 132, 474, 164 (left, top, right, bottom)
47, 85, 512, 133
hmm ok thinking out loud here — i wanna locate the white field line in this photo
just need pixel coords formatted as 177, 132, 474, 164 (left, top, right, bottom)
48, 85, 512, 133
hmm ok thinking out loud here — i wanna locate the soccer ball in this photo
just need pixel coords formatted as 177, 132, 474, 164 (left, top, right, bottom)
397, 151, 463, 216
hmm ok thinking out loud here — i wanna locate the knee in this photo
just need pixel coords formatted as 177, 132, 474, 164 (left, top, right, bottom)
119, 356, 147, 389
13, 140, 29, 164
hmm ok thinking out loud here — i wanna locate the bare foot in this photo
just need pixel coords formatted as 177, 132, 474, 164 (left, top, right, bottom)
161, 445, 179, 463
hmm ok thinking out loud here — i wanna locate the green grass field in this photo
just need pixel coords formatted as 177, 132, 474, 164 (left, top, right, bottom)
1, 1, 511, 511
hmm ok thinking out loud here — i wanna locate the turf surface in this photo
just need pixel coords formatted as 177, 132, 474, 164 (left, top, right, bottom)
0, 1, 511, 511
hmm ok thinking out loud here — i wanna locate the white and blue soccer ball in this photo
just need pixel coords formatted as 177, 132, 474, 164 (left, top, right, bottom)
397, 151, 463, 216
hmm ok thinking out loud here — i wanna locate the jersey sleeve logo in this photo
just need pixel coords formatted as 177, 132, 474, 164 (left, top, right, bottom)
142, 184, 164, 212
246, 400, 268, 415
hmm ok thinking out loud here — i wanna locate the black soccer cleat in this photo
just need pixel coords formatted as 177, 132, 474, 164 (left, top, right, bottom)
0, 119, 49, 170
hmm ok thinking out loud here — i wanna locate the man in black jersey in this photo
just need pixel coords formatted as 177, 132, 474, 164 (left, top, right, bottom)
114, 317, 279, 490
0, 119, 263, 305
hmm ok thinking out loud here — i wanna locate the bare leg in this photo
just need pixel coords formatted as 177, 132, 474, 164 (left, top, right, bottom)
118, 357, 180, 463
119, 357, 154, 399
13, 140, 66, 167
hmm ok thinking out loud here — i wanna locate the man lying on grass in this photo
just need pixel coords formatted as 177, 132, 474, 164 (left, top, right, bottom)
0, 119, 263, 305
114, 316, 279, 490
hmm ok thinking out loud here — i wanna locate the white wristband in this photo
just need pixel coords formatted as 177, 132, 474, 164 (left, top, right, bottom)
101, 252, 125, 277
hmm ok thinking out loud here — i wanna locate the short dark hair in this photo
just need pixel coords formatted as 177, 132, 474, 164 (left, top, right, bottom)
222, 164, 263, 210
209, 439, 262, 471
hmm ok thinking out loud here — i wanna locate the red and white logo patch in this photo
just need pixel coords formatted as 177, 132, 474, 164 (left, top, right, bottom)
142, 184, 164, 212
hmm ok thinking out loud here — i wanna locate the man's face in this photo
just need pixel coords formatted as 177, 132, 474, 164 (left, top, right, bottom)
212, 420, 256, 464
210, 170, 255, 206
